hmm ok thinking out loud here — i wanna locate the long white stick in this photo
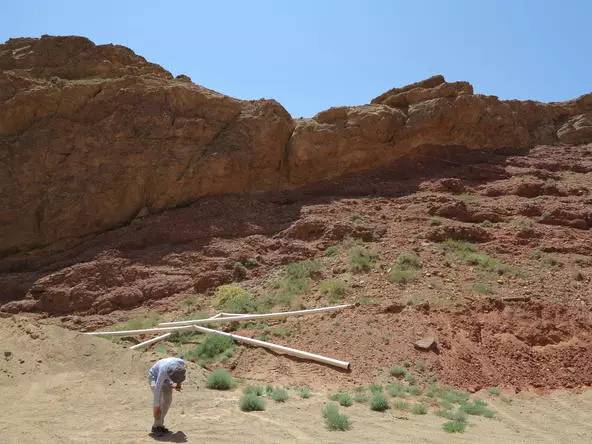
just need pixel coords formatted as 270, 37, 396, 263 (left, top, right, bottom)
158, 304, 352, 327
130, 333, 172, 350
194, 325, 351, 370
86, 313, 225, 337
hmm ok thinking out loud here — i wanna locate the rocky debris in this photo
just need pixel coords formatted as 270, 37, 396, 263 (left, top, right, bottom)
418, 177, 466, 193
427, 224, 492, 243
1, 35, 592, 258
413, 336, 438, 351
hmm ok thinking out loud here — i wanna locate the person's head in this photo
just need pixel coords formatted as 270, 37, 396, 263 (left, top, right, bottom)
168, 362, 186, 384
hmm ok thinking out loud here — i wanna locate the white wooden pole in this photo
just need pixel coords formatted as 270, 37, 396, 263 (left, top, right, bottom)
85, 324, 196, 337
194, 325, 351, 370
158, 304, 352, 327
129, 333, 172, 350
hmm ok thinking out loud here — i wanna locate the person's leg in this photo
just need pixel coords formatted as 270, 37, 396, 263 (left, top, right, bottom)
149, 381, 164, 427
160, 384, 173, 427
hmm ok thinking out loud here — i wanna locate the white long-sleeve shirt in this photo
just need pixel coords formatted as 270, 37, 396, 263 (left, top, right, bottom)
148, 357, 185, 406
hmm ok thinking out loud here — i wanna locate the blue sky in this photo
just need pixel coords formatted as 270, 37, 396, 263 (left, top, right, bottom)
2, 1, 591, 117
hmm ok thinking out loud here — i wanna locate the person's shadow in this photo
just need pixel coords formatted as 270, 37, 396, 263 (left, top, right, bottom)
149, 431, 187, 443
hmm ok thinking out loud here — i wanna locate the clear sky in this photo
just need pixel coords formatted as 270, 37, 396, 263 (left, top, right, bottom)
2, 1, 591, 117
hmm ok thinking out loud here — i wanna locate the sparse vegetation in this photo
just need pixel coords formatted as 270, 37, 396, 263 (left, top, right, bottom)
406, 384, 422, 396
390, 365, 407, 377
267, 259, 322, 307
472, 281, 493, 294
297, 386, 312, 399
429, 217, 443, 226
388, 252, 422, 284
459, 399, 495, 418
488, 386, 501, 396
324, 245, 339, 257
214, 284, 258, 313
239, 393, 266, 411
319, 279, 348, 303
323, 403, 351, 431
353, 387, 369, 403
442, 420, 466, 433
441, 239, 516, 275
329, 392, 353, 407
392, 399, 410, 410
206, 369, 234, 390
118, 311, 160, 330
368, 384, 383, 394
386, 382, 407, 398
243, 385, 266, 396
348, 245, 378, 273
411, 403, 428, 415
404, 372, 416, 384
186, 333, 234, 363
270, 387, 289, 402
369, 394, 390, 411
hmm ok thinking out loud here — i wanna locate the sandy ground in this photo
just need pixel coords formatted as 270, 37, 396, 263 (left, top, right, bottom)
2, 318, 592, 444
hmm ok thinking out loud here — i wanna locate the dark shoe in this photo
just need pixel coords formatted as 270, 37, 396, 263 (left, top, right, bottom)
151, 425, 172, 435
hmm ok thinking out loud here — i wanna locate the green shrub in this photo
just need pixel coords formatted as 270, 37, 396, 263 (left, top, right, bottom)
239, 393, 266, 411
324, 245, 339, 257
386, 382, 407, 398
206, 369, 234, 390
330, 392, 353, 407
390, 365, 407, 377
369, 394, 390, 411
265, 384, 274, 395
429, 217, 442, 226
298, 386, 312, 399
368, 384, 383, 394
488, 386, 501, 396
439, 387, 470, 404
436, 407, 467, 422
243, 385, 265, 396
286, 259, 322, 279
189, 334, 234, 362
319, 279, 348, 303
411, 403, 428, 415
459, 399, 495, 418
270, 387, 289, 402
442, 420, 466, 433
348, 246, 378, 273
214, 284, 258, 313
406, 385, 422, 396
472, 282, 493, 294
388, 252, 422, 284
441, 239, 516, 275
404, 373, 416, 384
353, 391, 369, 403
268, 259, 322, 307
119, 312, 160, 330
323, 403, 351, 431
393, 399, 410, 410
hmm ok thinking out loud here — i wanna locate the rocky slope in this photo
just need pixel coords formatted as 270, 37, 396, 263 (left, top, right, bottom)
1, 35, 591, 260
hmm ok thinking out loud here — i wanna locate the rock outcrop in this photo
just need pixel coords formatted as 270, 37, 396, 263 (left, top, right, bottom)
1, 35, 591, 258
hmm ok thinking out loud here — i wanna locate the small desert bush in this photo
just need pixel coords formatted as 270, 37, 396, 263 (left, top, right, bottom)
214, 284, 259, 313
270, 387, 289, 402
239, 393, 266, 412
436, 408, 467, 422
411, 403, 428, 415
388, 252, 422, 284
330, 392, 353, 407
368, 384, 383, 394
243, 385, 266, 396
323, 403, 351, 431
442, 420, 466, 433
319, 279, 348, 303
188, 334, 234, 362
390, 365, 407, 377
392, 399, 410, 410
324, 245, 339, 257
459, 399, 495, 418
206, 369, 234, 390
386, 382, 407, 398
472, 282, 493, 294
369, 394, 390, 411
429, 217, 442, 226
406, 384, 422, 396
297, 386, 312, 399
348, 246, 378, 273
404, 372, 416, 384
488, 386, 501, 396
441, 239, 516, 275
268, 259, 322, 307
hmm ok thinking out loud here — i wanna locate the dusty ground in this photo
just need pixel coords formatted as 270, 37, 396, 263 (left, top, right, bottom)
2, 318, 592, 444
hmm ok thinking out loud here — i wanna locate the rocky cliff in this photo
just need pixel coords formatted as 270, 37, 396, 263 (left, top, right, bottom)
1, 35, 591, 258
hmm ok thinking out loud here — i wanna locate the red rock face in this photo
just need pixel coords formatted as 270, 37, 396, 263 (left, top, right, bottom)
0, 35, 591, 259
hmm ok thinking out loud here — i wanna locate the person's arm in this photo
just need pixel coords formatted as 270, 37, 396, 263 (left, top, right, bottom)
153, 367, 166, 421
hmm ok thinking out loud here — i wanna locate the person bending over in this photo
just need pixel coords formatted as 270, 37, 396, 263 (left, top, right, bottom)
148, 357, 186, 436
